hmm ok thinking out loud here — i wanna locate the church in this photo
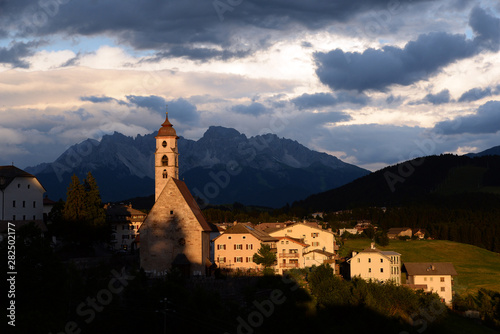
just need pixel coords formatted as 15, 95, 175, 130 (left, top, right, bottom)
140, 111, 214, 276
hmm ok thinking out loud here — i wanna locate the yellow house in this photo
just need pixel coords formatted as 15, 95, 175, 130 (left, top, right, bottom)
403, 262, 458, 305
269, 222, 336, 254
275, 236, 309, 274
349, 243, 401, 285
213, 223, 277, 271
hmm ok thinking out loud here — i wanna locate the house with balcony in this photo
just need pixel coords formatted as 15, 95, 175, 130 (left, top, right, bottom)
275, 236, 309, 274
304, 249, 336, 269
348, 243, 401, 285
403, 262, 457, 305
213, 223, 277, 271
105, 203, 146, 251
269, 222, 336, 254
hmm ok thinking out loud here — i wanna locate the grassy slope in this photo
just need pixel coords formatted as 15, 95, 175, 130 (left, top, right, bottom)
343, 239, 500, 295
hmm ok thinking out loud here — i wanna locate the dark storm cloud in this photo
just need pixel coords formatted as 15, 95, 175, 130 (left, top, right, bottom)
2, 0, 430, 63
126, 95, 167, 113
80, 96, 129, 105
164, 98, 200, 125
0, 40, 39, 68
291, 92, 369, 109
314, 7, 500, 92
411, 89, 451, 105
434, 100, 500, 135
231, 102, 270, 116
458, 87, 493, 102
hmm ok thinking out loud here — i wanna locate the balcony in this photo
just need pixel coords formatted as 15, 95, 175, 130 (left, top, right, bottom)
278, 253, 299, 258
279, 263, 299, 269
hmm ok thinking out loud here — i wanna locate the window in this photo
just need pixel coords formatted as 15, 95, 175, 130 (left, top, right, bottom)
242, 236, 246, 239
357, 258, 360, 263
424, 277, 427, 281
281, 241, 284, 244
311, 232, 319, 237
27, 185, 30, 189
286, 240, 289, 244
163, 170, 168, 178
246, 257, 252, 263
235, 257, 243, 263
287, 229, 292, 232
23, 215, 26, 221
162, 155, 168, 166
234, 244, 243, 250
380, 268, 384, 273
23, 201, 25, 208
440, 287, 445, 292
440, 277, 445, 282
246, 244, 253, 250
380, 259, 383, 263
12, 200, 15, 207
33, 215, 36, 220
368, 268, 372, 273
219, 257, 226, 263
162, 141, 167, 148
228, 236, 232, 240
17, 184, 20, 188
111, 225, 117, 231
217, 244, 226, 250
122, 225, 127, 230
33, 201, 36, 208
170, 210, 174, 215
368, 258, 371, 263
312, 242, 319, 246
430, 277, 433, 282
12, 215, 16, 221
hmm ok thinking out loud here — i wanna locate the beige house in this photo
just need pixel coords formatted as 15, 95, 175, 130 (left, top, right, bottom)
140, 112, 215, 277
213, 223, 277, 271
275, 236, 309, 274
403, 262, 457, 305
106, 203, 146, 251
387, 227, 413, 239
269, 222, 336, 254
349, 243, 401, 285
303, 249, 336, 268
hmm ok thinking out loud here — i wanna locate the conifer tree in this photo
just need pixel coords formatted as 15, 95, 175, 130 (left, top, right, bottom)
253, 243, 276, 268
84, 172, 106, 227
63, 174, 86, 222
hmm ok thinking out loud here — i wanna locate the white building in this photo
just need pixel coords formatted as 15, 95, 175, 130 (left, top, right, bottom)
0, 166, 46, 223
349, 243, 401, 285
403, 262, 458, 305
275, 236, 309, 274
106, 203, 147, 251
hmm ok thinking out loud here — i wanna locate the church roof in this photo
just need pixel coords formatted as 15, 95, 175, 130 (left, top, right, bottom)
171, 178, 214, 232
0, 166, 43, 191
157, 112, 177, 137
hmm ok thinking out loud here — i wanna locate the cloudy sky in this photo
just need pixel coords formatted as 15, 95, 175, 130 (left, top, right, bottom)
1, 0, 500, 171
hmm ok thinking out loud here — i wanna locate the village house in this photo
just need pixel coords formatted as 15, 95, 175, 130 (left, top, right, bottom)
275, 236, 309, 274
303, 249, 336, 270
387, 227, 413, 239
140, 111, 215, 277
213, 223, 277, 271
268, 221, 336, 254
403, 262, 458, 305
0, 166, 47, 235
412, 228, 428, 239
105, 203, 146, 251
349, 243, 402, 285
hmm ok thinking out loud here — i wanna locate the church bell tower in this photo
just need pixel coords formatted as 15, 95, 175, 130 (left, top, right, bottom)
155, 108, 179, 201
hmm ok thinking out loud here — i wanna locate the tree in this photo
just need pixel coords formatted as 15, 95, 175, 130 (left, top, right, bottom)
252, 243, 276, 268
375, 230, 389, 246
63, 174, 86, 222
84, 172, 106, 228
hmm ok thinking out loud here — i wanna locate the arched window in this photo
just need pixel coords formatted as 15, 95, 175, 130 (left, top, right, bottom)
162, 141, 167, 148
162, 155, 168, 166
163, 169, 168, 178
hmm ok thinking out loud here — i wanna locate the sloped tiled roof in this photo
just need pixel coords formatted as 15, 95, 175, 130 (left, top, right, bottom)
304, 249, 335, 257
0, 166, 37, 190
217, 223, 278, 242
270, 221, 333, 235
275, 236, 309, 247
403, 262, 458, 276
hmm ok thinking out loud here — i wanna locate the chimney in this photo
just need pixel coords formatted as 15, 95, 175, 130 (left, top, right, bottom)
352, 251, 357, 257
371, 242, 375, 249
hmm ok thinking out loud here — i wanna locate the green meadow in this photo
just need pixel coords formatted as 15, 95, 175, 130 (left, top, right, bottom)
343, 238, 500, 295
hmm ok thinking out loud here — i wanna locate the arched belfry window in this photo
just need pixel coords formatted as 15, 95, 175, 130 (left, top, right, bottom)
162, 141, 167, 148
163, 169, 168, 178
162, 155, 168, 166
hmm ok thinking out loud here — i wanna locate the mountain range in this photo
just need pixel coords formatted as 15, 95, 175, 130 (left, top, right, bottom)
26, 126, 370, 207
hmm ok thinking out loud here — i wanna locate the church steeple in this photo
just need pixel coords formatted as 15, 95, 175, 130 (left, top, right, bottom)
154, 107, 179, 201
